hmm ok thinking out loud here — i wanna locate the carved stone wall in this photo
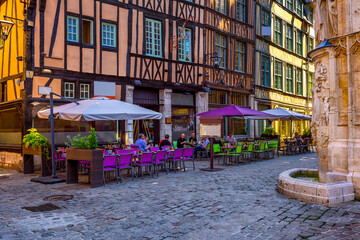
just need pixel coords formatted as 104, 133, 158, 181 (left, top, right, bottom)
311, 37, 360, 196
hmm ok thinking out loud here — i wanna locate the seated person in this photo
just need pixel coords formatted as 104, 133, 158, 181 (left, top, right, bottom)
135, 133, 149, 152
225, 132, 236, 145
177, 133, 187, 148
188, 132, 197, 146
193, 137, 210, 156
159, 134, 172, 149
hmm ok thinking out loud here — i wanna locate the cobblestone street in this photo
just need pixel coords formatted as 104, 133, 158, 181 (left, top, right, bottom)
1, 153, 360, 240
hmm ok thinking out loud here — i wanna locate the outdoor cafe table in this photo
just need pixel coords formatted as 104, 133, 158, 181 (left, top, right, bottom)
219, 146, 236, 165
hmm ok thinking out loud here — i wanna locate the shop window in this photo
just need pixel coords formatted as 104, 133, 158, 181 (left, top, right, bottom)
236, 0, 246, 22
261, 54, 270, 87
102, 22, 116, 48
286, 64, 293, 93
286, 24, 293, 51
82, 19, 93, 45
231, 118, 248, 136
64, 82, 75, 99
232, 92, 248, 107
67, 16, 79, 43
274, 60, 283, 90
215, 33, 226, 68
209, 90, 227, 105
145, 18, 162, 57
0, 108, 22, 145
296, 68, 303, 96
215, 0, 226, 14
178, 27, 191, 62
274, 17, 282, 46
235, 41, 245, 72
80, 83, 90, 99
209, 90, 227, 106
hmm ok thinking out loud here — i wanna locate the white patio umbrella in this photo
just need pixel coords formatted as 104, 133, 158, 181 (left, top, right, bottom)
244, 107, 311, 138
37, 96, 162, 179
245, 107, 311, 121
37, 97, 162, 121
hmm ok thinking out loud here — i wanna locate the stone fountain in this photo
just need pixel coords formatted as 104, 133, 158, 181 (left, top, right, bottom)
279, 0, 360, 205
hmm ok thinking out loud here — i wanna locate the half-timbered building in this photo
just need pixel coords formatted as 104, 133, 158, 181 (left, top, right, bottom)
202, 0, 256, 136
0, 0, 257, 170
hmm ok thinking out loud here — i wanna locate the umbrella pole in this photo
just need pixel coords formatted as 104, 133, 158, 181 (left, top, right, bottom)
50, 93, 57, 179
200, 137, 224, 172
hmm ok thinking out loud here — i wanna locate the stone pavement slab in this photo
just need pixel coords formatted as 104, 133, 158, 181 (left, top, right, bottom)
1, 153, 360, 239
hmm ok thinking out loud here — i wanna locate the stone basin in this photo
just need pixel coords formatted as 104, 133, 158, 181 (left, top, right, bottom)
278, 168, 355, 206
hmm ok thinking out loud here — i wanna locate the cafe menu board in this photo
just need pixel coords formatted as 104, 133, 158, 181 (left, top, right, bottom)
200, 124, 221, 137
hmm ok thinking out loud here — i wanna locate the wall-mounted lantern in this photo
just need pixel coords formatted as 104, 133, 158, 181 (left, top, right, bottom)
0, 20, 14, 48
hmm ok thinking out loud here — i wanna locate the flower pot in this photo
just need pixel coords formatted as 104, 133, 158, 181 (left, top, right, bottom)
22, 146, 42, 155
66, 149, 103, 188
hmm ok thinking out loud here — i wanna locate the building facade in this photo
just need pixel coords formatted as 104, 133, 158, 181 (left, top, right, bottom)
202, 0, 256, 137
0, 0, 257, 169
254, 0, 314, 138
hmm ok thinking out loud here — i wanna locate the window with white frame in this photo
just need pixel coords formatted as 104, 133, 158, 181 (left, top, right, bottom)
296, 68, 303, 95
145, 18, 162, 57
102, 22, 116, 48
286, 0, 293, 11
296, 29, 302, 56
274, 17, 282, 46
235, 41, 245, 72
178, 27, 191, 62
286, 64, 293, 93
215, 33, 226, 68
64, 82, 75, 99
80, 83, 90, 99
236, 0, 246, 22
274, 60, 283, 90
67, 16, 79, 42
215, 0, 226, 14
296, 0, 302, 16
286, 24, 293, 51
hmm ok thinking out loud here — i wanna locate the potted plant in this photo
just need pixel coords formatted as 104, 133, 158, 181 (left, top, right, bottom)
65, 128, 103, 187
302, 128, 312, 138
260, 127, 278, 140
22, 128, 52, 175
65, 128, 101, 161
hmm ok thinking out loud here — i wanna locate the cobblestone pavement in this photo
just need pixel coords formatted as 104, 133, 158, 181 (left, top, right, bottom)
1, 153, 360, 240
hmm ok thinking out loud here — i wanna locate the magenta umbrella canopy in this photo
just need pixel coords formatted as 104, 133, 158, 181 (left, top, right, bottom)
195, 105, 273, 117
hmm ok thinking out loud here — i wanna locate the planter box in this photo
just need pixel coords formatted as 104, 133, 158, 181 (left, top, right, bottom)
22, 146, 41, 155
66, 149, 103, 188
22, 145, 52, 177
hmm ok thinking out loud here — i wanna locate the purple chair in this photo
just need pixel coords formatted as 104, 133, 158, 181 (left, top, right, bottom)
153, 150, 168, 177
103, 155, 119, 185
115, 149, 130, 155
131, 144, 139, 149
183, 148, 195, 171
134, 152, 154, 179
150, 147, 160, 152
167, 148, 184, 173
161, 146, 171, 150
55, 151, 66, 171
103, 151, 110, 156
117, 153, 134, 181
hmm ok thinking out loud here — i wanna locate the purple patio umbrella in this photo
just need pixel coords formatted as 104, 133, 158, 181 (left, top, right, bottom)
195, 105, 271, 172
195, 105, 273, 117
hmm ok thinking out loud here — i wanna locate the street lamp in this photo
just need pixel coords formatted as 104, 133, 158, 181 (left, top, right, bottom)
206, 52, 223, 68
0, 20, 14, 41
